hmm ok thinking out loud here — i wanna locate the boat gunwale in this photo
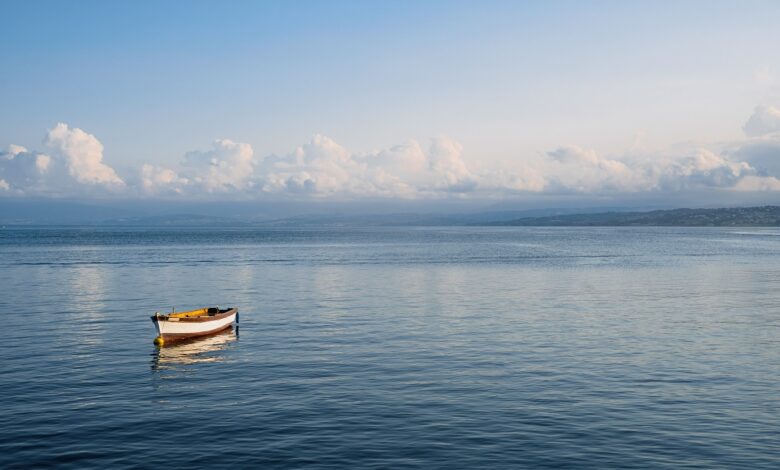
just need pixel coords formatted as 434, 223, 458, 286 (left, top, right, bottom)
151, 307, 238, 323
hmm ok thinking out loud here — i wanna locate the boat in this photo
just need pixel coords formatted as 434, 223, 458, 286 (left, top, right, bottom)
151, 306, 238, 346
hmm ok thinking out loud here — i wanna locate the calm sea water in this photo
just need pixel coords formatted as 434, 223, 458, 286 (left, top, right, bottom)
1, 226, 779, 468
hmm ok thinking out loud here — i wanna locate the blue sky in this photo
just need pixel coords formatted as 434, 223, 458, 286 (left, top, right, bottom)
2, 1, 780, 205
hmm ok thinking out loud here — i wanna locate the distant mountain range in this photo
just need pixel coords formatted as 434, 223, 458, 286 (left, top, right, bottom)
95, 206, 780, 227
486, 206, 780, 227
2, 200, 779, 227
247, 208, 604, 227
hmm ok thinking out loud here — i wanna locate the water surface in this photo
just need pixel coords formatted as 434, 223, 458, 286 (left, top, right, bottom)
1, 227, 779, 468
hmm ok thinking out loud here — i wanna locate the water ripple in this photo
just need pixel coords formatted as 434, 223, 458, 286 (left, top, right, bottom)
1, 227, 779, 468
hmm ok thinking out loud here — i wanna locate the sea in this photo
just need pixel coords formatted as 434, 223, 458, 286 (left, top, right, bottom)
1, 226, 779, 468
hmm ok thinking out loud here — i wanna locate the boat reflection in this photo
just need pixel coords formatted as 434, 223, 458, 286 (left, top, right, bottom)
150, 327, 238, 371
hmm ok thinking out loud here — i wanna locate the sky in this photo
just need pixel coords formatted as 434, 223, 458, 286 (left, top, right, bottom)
2, 0, 780, 209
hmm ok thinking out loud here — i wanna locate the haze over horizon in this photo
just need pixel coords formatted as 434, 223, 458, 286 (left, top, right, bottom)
3, 1, 780, 211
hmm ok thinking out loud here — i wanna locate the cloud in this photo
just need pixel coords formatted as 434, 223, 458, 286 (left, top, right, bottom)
257, 134, 358, 196
734, 175, 780, 191
43, 123, 124, 187
0, 145, 53, 194
545, 145, 637, 192
725, 107, 780, 178
139, 139, 256, 196
727, 139, 780, 177
659, 150, 756, 190
250, 137, 772, 198
743, 105, 780, 137
140, 134, 483, 199
181, 139, 254, 192
428, 138, 477, 192
140, 164, 189, 195
543, 146, 765, 194
0, 124, 125, 196
252, 135, 480, 198
4, 109, 780, 200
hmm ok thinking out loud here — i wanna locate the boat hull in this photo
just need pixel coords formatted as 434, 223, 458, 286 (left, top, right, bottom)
151, 308, 237, 345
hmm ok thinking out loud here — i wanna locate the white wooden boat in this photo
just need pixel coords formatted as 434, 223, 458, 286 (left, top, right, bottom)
151, 307, 238, 346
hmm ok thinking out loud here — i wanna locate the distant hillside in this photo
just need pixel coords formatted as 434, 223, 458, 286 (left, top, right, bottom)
488, 206, 780, 226
3, 200, 779, 227
255, 208, 608, 227
102, 214, 250, 227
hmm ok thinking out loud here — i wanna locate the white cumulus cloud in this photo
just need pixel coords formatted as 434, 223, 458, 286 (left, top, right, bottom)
140, 134, 483, 199
0, 124, 124, 196
258, 134, 358, 195
253, 135, 479, 198
545, 145, 638, 192
140, 164, 189, 195
0, 145, 54, 194
734, 175, 780, 191
181, 139, 255, 192
4, 109, 780, 200
140, 139, 256, 196
44, 123, 124, 187
542, 146, 765, 194
743, 105, 780, 137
